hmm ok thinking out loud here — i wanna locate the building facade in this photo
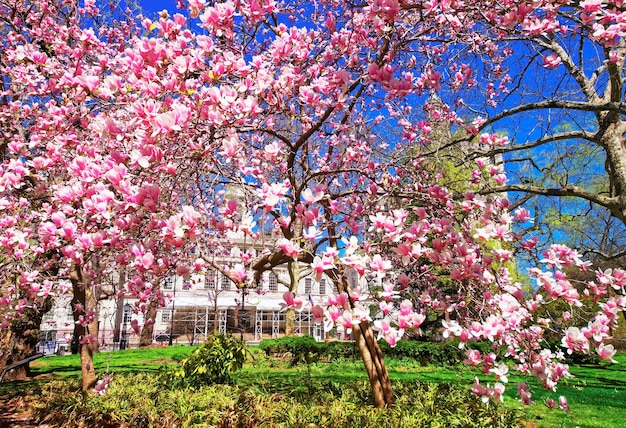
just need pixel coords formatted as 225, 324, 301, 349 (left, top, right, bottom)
40, 261, 341, 351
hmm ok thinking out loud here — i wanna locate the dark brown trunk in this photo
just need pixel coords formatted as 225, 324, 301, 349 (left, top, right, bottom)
0, 298, 52, 380
139, 299, 159, 347
70, 263, 99, 392
353, 321, 395, 407
327, 268, 394, 407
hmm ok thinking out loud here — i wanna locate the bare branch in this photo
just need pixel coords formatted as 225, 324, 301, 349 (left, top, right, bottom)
480, 183, 625, 222
583, 248, 626, 262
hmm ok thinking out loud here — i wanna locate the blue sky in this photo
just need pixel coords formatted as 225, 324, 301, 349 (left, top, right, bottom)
139, 0, 179, 16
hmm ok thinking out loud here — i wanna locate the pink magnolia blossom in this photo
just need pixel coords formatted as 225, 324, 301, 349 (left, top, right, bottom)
277, 238, 301, 259
281, 291, 303, 311
311, 255, 335, 282
596, 343, 617, 362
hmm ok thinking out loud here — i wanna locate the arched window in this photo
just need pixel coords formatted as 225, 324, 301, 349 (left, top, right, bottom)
269, 273, 278, 292
221, 274, 232, 291
319, 278, 326, 295
204, 270, 216, 289
163, 276, 174, 290
123, 303, 132, 323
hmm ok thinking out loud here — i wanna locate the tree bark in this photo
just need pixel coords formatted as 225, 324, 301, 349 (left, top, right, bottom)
0, 298, 52, 380
285, 308, 296, 336
139, 299, 159, 347
353, 321, 395, 407
328, 269, 394, 407
70, 263, 99, 392
602, 120, 626, 223
284, 259, 302, 336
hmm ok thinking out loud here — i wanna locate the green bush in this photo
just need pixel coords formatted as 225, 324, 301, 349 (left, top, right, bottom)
31, 374, 240, 427
465, 340, 497, 355
324, 340, 361, 360
161, 332, 248, 388
259, 335, 325, 365
259, 336, 537, 367
260, 337, 489, 366
379, 340, 462, 366
31, 376, 519, 428
545, 338, 601, 365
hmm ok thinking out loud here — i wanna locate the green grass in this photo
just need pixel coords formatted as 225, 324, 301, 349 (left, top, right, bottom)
0, 345, 192, 396
236, 352, 626, 428
28, 344, 191, 378
8, 346, 626, 427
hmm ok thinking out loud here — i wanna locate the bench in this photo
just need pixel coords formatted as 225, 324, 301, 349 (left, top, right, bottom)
0, 353, 44, 382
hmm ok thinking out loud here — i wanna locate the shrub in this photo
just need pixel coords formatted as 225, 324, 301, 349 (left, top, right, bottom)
259, 335, 325, 365
29, 375, 520, 427
545, 338, 601, 365
324, 340, 361, 360
380, 340, 462, 366
259, 337, 494, 366
161, 332, 248, 388
31, 374, 240, 427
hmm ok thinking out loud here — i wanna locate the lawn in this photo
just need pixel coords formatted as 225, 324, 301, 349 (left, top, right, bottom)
236, 352, 626, 428
5, 346, 625, 427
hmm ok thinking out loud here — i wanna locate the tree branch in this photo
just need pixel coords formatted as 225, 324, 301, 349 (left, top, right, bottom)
480, 183, 624, 221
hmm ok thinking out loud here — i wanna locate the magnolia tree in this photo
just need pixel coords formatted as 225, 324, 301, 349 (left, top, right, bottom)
0, 1, 206, 389
163, 0, 625, 407
1, 0, 625, 409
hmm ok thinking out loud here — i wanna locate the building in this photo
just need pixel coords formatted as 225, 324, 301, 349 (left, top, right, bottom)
39, 245, 342, 350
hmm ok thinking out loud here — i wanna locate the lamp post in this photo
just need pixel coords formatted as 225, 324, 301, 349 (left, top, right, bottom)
168, 282, 175, 346
121, 303, 130, 350
239, 285, 246, 341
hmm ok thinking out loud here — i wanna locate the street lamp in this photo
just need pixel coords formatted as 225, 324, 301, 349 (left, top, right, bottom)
168, 282, 175, 346
121, 303, 130, 350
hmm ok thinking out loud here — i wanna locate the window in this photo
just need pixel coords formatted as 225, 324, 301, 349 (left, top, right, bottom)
42, 310, 54, 323
221, 274, 231, 291
182, 279, 192, 290
269, 273, 278, 292
123, 304, 132, 323
304, 278, 312, 294
204, 270, 216, 289
319, 278, 326, 295
161, 310, 172, 323
163, 276, 174, 290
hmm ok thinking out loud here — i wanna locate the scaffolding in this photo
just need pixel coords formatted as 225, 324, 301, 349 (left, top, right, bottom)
164, 306, 225, 344
253, 310, 322, 342
163, 307, 324, 343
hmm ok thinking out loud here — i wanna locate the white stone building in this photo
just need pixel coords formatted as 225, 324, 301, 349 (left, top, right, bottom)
39, 257, 342, 351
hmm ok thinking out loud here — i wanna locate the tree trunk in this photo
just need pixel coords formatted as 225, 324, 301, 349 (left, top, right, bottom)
70, 263, 99, 392
328, 268, 394, 407
353, 321, 395, 407
0, 298, 52, 380
139, 299, 159, 347
285, 308, 295, 336
213, 305, 220, 333
284, 259, 301, 336
602, 120, 626, 224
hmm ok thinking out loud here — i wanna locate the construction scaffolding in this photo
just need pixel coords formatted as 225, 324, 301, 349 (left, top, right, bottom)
253, 310, 322, 342
162, 307, 323, 344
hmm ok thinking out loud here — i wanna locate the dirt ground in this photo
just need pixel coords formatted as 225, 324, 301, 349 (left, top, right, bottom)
0, 372, 51, 428
0, 393, 40, 428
